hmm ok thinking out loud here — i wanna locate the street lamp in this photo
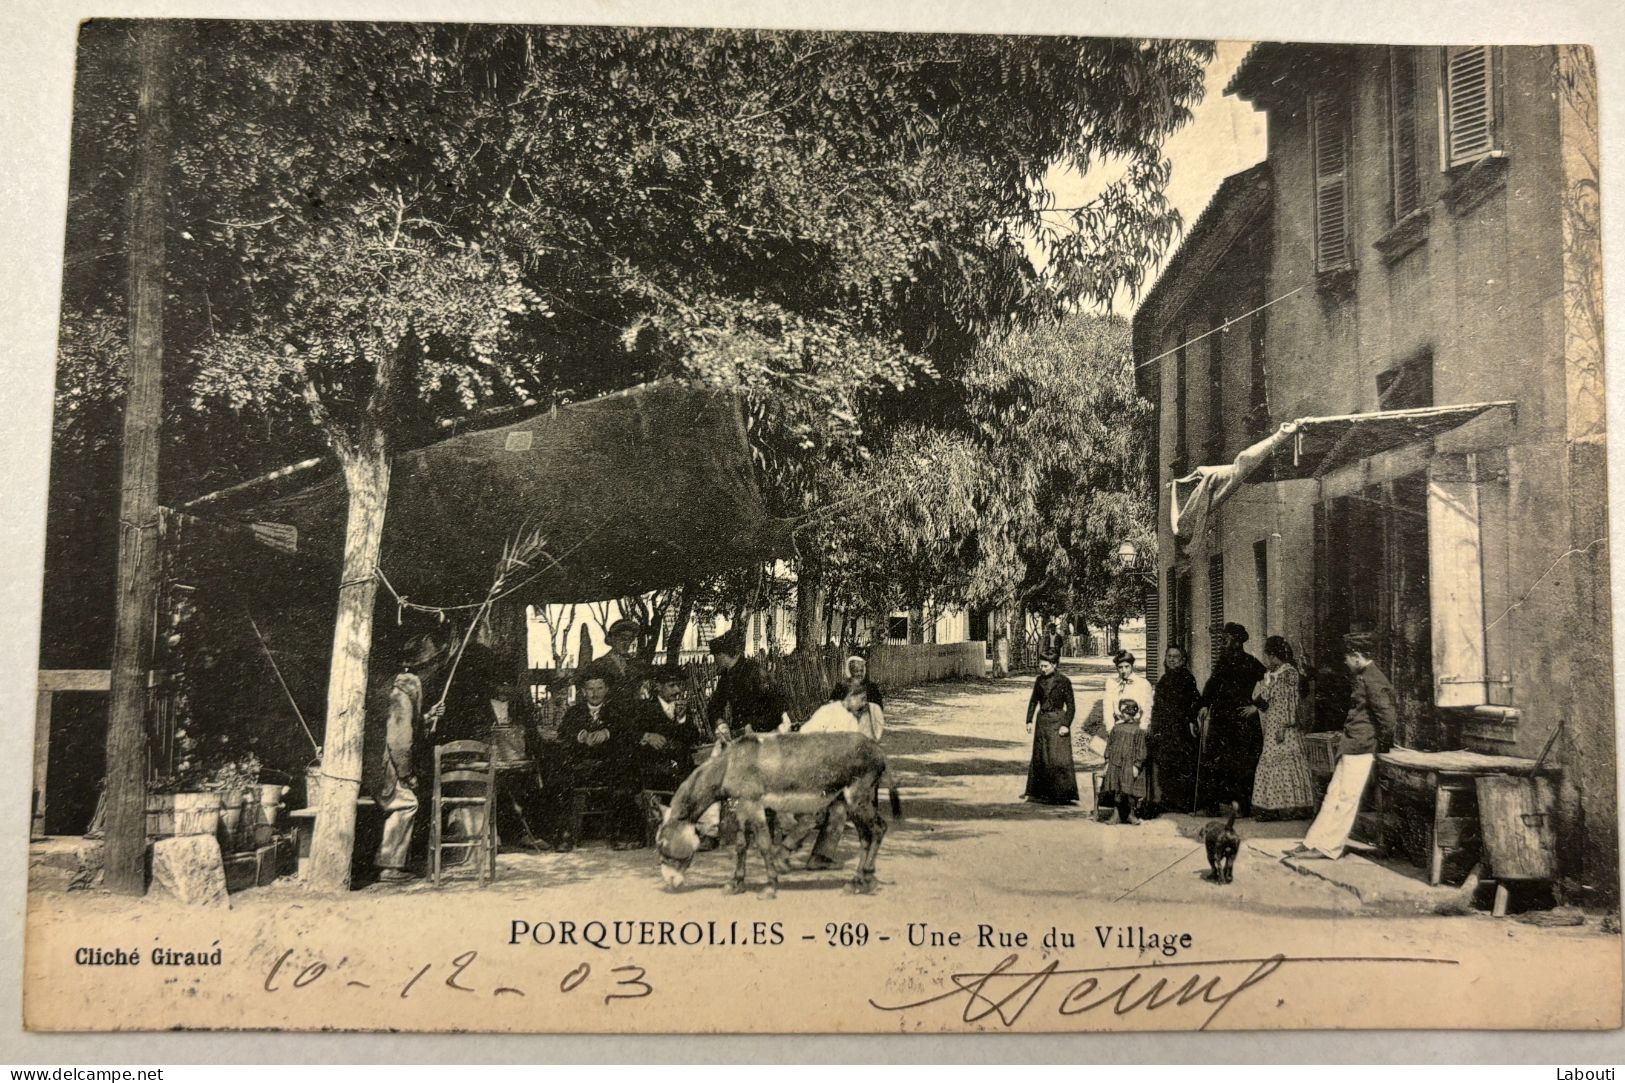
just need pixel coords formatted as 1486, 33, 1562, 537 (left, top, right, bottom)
1116, 539, 1157, 585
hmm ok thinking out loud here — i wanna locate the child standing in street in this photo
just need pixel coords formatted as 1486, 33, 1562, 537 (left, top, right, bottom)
1100, 697, 1150, 824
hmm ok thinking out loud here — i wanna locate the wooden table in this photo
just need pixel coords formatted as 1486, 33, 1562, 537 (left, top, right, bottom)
289, 796, 378, 879
1370, 748, 1560, 888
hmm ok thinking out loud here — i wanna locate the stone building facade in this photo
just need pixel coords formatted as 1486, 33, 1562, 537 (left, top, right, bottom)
1132, 44, 1613, 896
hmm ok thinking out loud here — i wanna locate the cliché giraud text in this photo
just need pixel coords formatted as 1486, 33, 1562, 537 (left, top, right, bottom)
76, 944, 223, 967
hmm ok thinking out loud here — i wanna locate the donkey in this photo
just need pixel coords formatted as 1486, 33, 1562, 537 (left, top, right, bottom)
655, 731, 900, 897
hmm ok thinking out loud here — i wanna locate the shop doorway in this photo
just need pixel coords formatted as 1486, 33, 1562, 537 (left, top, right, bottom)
1316, 475, 1436, 746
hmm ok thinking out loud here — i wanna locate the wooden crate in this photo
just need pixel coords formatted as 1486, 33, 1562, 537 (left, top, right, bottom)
1303, 733, 1339, 779
1476, 774, 1557, 880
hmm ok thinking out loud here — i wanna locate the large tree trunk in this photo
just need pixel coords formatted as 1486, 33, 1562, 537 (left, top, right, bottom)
102, 20, 174, 896
793, 558, 824, 654
665, 583, 695, 666
305, 446, 391, 892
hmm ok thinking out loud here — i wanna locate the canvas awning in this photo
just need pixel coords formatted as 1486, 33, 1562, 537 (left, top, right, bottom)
1171, 401, 1515, 541
181, 381, 796, 605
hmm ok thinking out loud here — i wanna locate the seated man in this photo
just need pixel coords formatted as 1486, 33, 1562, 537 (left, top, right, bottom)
803, 677, 885, 741
485, 681, 549, 852
555, 673, 643, 851
432, 676, 546, 855
630, 666, 700, 793
791, 678, 886, 869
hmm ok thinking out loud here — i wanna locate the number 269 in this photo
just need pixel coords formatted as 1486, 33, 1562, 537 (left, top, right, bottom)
824, 922, 868, 947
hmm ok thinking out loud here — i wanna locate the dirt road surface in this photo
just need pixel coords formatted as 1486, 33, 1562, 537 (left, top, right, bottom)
25, 661, 1621, 1033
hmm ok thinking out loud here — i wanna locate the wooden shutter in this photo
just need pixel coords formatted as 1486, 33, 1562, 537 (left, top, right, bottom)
1143, 585, 1161, 683
1247, 282, 1270, 440
1170, 568, 1190, 655
1207, 552, 1226, 664
1390, 48, 1421, 219
1311, 92, 1352, 271
1445, 46, 1496, 167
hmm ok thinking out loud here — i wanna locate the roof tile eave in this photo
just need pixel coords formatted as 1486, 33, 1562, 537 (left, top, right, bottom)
1133, 160, 1271, 335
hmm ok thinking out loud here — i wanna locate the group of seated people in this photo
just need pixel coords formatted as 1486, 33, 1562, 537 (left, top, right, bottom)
364, 616, 888, 881
529, 624, 888, 853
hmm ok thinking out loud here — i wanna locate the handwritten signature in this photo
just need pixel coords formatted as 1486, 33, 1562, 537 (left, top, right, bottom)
870, 953, 1459, 1030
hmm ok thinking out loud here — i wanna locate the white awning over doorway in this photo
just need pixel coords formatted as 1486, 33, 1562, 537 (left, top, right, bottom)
1170, 401, 1515, 541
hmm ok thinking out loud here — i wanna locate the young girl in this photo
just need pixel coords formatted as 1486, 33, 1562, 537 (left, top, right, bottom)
1099, 697, 1150, 824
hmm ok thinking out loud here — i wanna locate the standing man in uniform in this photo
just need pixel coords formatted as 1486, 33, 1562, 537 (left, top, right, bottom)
706, 629, 791, 736
1288, 632, 1396, 860
590, 617, 650, 707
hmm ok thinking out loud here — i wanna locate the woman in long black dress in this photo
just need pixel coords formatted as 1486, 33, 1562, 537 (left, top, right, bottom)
1148, 645, 1201, 814
1023, 650, 1079, 805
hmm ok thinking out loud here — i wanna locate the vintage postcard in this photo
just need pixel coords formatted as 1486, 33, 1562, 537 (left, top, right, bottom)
21, 16, 1621, 1034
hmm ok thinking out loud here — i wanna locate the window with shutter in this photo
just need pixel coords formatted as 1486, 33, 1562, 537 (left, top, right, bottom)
1143, 585, 1161, 683
1444, 45, 1497, 167
1172, 567, 1193, 655
1310, 91, 1352, 272
1389, 48, 1421, 220
1207, 552, 1226, 654
1253, 539, 1270, 642
1246, 289, 1270, 440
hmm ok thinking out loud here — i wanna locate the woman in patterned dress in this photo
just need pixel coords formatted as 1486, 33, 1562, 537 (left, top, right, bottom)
1250, 635, 1316, 820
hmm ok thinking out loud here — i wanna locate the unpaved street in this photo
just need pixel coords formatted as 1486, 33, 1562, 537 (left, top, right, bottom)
25, 661, 1621, 1033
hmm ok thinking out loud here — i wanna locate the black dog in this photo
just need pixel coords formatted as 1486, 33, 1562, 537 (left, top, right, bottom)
1200, 804, 1240, 883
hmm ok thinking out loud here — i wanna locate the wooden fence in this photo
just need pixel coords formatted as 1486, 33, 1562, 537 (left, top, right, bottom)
866, 642, 987, 687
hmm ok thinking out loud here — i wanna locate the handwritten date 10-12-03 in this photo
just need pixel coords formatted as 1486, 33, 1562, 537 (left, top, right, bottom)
262, 948, 652, 1004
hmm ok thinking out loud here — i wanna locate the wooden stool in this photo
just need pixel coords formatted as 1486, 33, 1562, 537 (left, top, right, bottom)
569, 786, 616, 843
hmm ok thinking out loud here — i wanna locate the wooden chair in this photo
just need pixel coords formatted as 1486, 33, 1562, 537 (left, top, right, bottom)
568, 786, 618, 844
431, 741, 497, 887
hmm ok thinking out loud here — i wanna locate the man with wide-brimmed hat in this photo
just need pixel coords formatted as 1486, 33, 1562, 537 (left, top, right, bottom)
1196, 621, 1267, 816
1287, 631, 1397, 860
705, 628, 790, 736
361, 631, 449, 883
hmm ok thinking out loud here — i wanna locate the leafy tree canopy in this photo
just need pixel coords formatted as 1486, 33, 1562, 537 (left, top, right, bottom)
813, 312, 1154, 632
58, 21, 1209, 487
